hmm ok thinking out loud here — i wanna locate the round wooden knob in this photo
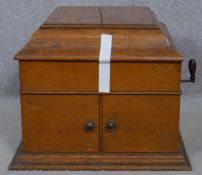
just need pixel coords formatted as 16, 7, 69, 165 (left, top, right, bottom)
85, 121, 95, 131
107, 120, 116, 130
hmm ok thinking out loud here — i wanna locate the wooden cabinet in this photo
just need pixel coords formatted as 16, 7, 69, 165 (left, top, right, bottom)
9, 6, 191, 171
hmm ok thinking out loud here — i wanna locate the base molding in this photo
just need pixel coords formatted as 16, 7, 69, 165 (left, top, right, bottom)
9, 139, 191, 171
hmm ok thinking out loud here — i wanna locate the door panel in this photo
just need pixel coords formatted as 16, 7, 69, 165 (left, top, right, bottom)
103, 95, 180, 152
21, 95, 99, 152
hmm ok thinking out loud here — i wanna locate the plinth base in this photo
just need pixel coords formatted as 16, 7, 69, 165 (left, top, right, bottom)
9, 138, 191, 171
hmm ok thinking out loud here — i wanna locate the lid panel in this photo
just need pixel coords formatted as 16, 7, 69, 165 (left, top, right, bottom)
15, 6, 183, 61
43, 6, 158, 28
44, 6, 101, 26
15, 27, 182, 61
100, 6, 157, 26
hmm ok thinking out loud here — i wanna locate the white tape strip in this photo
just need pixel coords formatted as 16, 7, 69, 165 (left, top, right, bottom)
99, 34, 112, 92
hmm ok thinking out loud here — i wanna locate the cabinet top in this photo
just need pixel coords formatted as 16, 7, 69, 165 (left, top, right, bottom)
14, 6, 183, 61
42, 6, 158, 28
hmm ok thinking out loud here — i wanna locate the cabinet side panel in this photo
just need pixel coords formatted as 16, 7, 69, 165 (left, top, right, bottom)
111, 62, 181, 92
19, 61, 98, 92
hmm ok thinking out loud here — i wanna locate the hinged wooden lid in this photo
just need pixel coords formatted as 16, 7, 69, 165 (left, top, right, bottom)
15, 6, 183, 61
42, 6, 158, 27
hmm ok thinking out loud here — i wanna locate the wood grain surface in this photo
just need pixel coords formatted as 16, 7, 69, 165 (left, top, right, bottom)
44, 6, 101, 26
102, 95, 180, 152
21, 95, 99, 152
110, 62, 181, 92
15, 27, 182, 61
20, 61, 180, 93
19, 61, 98, 92
9, 138, 191, 171
42, 6, 157, 27
100, 6, 158, 26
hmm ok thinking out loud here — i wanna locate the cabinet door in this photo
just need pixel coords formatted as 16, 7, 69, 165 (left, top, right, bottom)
21, 95, 99, 152
103, 95, 180, 153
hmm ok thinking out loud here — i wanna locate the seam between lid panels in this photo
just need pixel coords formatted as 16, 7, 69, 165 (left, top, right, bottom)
98, 7, 103, 25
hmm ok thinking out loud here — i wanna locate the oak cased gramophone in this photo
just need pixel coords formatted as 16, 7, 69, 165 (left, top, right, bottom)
9, 6, 196, 171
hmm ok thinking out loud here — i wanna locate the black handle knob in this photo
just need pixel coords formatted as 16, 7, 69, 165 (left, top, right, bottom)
85, 121, 95, 131
106, 120, 116, 130
189, 59, 196, 82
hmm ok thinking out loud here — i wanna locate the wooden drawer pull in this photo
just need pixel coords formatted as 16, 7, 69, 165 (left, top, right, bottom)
106, 120, 116, 131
